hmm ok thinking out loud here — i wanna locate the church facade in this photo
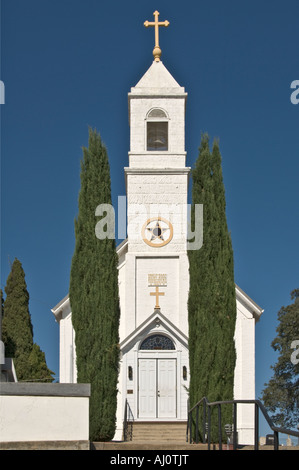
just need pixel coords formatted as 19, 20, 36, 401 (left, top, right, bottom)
52, 16, 263, 445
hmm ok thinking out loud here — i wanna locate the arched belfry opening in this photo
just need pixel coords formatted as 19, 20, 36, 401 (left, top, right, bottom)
146, 108, 169, 151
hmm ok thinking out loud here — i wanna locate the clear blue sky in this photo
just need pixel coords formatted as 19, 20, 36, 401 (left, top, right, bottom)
1, 0, 298, 438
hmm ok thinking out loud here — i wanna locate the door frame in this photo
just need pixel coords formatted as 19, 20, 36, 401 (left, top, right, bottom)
137, 351, 178, 419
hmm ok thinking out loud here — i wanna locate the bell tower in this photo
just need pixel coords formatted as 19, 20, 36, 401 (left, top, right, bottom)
126, 53, 189, 254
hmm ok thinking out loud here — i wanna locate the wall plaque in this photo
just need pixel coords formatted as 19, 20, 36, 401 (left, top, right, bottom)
148, 273, 167, 286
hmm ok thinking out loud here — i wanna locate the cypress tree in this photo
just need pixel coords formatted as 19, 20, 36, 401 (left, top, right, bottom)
69, 128, 120, 441
2, 258, 54, 382
28, 343, 55, 382
188, 135, 236, 441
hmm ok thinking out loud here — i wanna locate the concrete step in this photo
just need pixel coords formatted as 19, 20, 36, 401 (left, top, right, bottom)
91, 441, 208, 450
129, 421, 187, 443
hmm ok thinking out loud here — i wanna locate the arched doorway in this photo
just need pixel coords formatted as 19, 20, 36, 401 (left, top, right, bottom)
138, 334, 177, 419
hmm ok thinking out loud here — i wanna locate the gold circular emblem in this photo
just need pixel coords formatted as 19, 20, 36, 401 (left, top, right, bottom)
141, 217, 173, 247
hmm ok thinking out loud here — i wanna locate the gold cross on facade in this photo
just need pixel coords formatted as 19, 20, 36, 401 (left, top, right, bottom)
144, 10, 169, 62
150, 285, 165, 309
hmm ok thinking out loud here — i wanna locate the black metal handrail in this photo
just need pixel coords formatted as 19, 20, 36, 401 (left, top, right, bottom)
123, 399, 128, 441
123, 399, 134, 441
187, 397, 299, 450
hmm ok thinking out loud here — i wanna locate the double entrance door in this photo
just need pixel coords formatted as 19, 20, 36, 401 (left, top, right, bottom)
138, 358, 177, 419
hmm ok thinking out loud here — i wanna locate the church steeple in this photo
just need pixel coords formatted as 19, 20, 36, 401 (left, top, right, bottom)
128, 60, 187, 168
127, 11, 187, 166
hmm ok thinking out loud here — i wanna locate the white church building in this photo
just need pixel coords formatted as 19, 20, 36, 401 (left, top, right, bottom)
52, 12, 263, 445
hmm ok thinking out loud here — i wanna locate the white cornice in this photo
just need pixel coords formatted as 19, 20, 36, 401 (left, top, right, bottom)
235, 284, 264, 321
51, 294, 70, 320
124, 167, 191, 175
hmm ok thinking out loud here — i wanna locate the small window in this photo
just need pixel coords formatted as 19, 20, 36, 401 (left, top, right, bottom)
147, 122, 168, 151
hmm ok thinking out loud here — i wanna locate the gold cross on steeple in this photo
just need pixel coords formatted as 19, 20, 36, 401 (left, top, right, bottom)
144, 10, 170, 62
